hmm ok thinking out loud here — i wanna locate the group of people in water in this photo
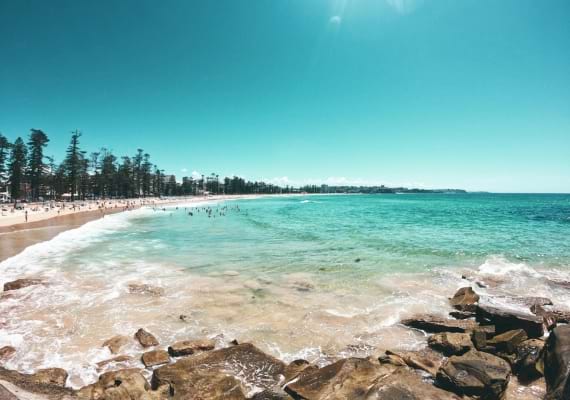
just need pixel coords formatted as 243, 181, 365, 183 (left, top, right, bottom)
152, 203, 244, 219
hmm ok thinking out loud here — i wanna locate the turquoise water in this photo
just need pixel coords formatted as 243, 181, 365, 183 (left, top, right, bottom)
1, 193, 570, 388
82, 193, 570, 280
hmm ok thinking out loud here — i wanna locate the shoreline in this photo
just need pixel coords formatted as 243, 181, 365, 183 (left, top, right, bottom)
0, 194, 271, 262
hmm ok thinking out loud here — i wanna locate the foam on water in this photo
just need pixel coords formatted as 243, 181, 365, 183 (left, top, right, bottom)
0, 194, 569, 388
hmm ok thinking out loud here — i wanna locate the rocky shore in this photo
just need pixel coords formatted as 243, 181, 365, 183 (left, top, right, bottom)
1, 278, 569, 399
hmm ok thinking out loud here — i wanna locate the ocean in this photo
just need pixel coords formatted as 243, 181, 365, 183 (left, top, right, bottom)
1, 193, 569, 388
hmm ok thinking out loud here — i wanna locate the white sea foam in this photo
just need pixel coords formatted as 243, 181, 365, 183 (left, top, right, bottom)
477, 255, 541, 278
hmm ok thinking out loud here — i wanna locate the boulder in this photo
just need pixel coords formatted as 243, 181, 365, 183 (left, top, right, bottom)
142, 350, 170, 368
135, 328, 159, 347
543, 325, 570, 400
153, 343, 285, 395
0, 346, 16, 361
250, 389, 292, 399
401, 314, 479, 333
487, 329, 528, 354
366, 367, 463, 400
102, 335, 130, 354
0, 367, 72, 398
428, 332, 472, 356
514, 339, 545, 381
380, 348, 443, 377
450, 287, 479, 311
284, 358, 394, 399
449, 310, 476, 320
128, 283, 164, 297
476, 304, 544, 338
436, 349, 511, 400
3, 278, 43, 291
168, 338, 215, 357
75, 368, 161, 400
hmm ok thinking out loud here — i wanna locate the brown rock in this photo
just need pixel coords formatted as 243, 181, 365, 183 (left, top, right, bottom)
142, 350, 170, 368
487, 329, 528, 354
401, 314, 479, 333
135, 328, 159, 347
0, 367, 72, 398
476, 304, 544, 338
167, 338, 215, 357
284, 358, 393, 399
380, 348, 443, 377
367, 367, 463, 400
530, 304, 558, 331
3, 278, 43, 291
75, 368, 156, 400
428, 332, 472, 356
436, 349, 511, 400
102, 335, 130, 354
449, 310, 476, 320
0, 346, 16, 361
127, 283, 164, 297
95, 355, 133, 369
543, 324, 570, 400
250, 389, 292, 399
153, 343, 285, 394
283, 359, 317, 382
450, 287, 480, 311
0, 384, 18, 400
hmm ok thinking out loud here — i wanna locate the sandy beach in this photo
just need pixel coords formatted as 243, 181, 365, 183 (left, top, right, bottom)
0, 195, 262, 262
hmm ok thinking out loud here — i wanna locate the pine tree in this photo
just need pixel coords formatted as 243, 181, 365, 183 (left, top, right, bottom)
64, 130, 82, 201
0, 133, 11, 190
27, 129, 50, 200
9, 137, 27, 201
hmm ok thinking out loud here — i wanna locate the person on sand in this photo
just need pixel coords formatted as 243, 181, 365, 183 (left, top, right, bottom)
25, 210, 28, 222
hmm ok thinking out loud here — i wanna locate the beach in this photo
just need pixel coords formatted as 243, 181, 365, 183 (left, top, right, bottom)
0, 193, 569, 399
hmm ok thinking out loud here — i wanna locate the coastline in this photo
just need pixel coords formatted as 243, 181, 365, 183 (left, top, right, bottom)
0, 194, 270, 262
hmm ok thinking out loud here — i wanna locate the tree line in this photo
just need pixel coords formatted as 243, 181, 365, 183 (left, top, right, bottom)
0, 130, 290, 202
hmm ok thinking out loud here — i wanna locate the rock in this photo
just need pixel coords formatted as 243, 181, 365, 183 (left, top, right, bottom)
471, 328, 489, 351
283, 359, 317, 382
543, 324, 570, 400
167, 338, 215, 357
449, 310, 476, 320
142, 350, 170, 368
550, 309, 570, 324
401, 314, 479, 333
450, 287, 480, 311
514, 339, 545, 381
487, 329, 528, 354
153, 343, 285, 394
476, 304, 544, 338
102, 335, 130, 354
250, 389, 292, 399
0, 367, 70, 397
367, 367, 463, 400
135, 328, 159, 347
96, 355, 133, 369
284, 358, 393, 399
128, 283, 164, 297
436, 349, 511, 400
428, 332, 472, 356
530, 304, 557, 331
75, 368, 158, 400
380, 348, 443, 377
3, 278, 43, 291
0, 346, 16, 361
0, 384, 18, 400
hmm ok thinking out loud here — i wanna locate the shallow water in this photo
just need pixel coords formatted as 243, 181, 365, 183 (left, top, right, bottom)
1, 193, 569, 389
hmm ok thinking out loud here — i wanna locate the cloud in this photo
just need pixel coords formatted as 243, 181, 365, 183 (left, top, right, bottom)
180, 168, 188, 173
329, 15, 342, 24
385, 0, 422, 14
191, 170, 202, 179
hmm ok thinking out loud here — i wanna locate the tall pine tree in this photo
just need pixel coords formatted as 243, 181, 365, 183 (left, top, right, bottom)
64, 130, 82, 201
9, 137, 27, 201
27, 129, 50, 200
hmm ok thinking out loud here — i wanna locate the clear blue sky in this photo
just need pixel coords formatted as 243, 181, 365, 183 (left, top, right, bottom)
1, 0, 569, 192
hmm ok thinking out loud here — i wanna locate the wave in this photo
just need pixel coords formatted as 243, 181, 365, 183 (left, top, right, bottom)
477, 255, 542, 278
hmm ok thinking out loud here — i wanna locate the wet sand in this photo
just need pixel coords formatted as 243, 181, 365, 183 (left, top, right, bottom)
0, 208, 125, 262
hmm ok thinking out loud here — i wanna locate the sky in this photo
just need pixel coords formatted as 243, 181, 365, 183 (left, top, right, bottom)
1, 0, 569, 193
